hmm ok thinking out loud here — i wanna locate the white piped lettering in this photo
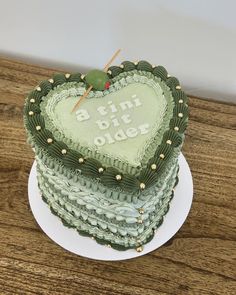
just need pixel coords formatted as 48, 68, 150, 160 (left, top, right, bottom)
76, 109, 90, 122
126, 127, 138, 138
96, 120, 110, 130
138, 123, 150, 134
94, 136, 106, 146
114, 129, 127, 141
76, 94, 151, 146
97, 106, 107, 116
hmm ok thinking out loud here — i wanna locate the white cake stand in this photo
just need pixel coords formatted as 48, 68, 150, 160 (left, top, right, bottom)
28, 153, 193, 261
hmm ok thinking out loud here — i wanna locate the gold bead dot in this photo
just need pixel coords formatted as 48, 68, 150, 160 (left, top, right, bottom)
47, 138, 53, 144
119, 64, 124, 69
160, 154, 165, 159
167, 74, 171, 78
151, 163, 157, 170
137, 239, 142, 244
61, 149, 67, 155
134, 61, 138, 65
78, 157, 84, 163
137, 218, 143, 224
36, 86, 41, 92
176, 85, 181, 90
152, 65, 155, 68
107, 70, 112, 75
91, 236, 95, 240
65, 73, 71, 79
116, 174, 122, 181
179, 99, 184, 104
178, 113, 183, 118
107, 244, 111, 248
35, 125, 41, 131
138, 208, 144, 214
30, 98, 35, 103
166, 140, 172, 145
136, 246, 143, 252
174, 126, 179, 131
98, 167, 104, 173
48, 78, 54, 84
140, 183, 146, 190
28, 111, 34, 116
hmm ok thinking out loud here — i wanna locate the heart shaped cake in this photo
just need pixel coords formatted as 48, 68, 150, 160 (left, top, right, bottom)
24, 60, 188, 251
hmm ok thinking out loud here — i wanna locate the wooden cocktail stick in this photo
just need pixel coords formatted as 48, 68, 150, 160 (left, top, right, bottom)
71, 49, 121, 113
103, 48, 121, 72
71, 85, 93, 113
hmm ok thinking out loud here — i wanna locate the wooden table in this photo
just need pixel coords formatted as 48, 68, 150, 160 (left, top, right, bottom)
0, 57, 235, 295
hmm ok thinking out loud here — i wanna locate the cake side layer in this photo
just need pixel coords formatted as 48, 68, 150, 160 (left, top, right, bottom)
36, 156, 179, 249
36, 154, 179, 224
33, 145, 180, 202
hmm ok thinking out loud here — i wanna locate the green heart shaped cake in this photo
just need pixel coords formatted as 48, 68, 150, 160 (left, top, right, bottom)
24, 60, 188, 251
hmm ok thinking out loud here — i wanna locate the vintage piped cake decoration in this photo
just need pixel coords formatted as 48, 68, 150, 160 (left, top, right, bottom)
24, 51, 188, 252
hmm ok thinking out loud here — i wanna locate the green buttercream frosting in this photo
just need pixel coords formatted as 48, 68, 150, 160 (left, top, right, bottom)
23, 61, 189, 251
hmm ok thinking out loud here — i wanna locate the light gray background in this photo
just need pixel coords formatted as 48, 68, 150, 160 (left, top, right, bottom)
0, 0, 235, 102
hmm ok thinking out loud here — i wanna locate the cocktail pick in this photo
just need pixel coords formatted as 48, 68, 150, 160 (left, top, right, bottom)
71, 49, 121, 113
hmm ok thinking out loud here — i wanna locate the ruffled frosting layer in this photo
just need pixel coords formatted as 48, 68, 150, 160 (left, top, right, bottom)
36, 155, 179, 249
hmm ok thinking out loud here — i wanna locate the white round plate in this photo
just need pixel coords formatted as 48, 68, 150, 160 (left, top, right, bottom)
28, 153, 193, 261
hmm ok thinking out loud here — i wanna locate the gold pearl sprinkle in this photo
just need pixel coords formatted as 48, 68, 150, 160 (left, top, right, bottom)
136, 246, 143, 252
28, 111, 34, 116
134, 61, 138, 65
152, 65, 155, 68
35, 125, 41, 131
91, 236, 95, 240
166, 140, 172, 145
160, 154, 165, 159
48, 78, 54, 84
176, 85, 181, 90
107, 70, 112, 75
47, 138, 53, 144
116, 174, 122, 181
167, 74, 171, 78
137, 239, 142, 244
178, 113, 183, 118
98, 167, 104, 173
151, 163, 157, 170
65, 73, 71, 79
30, 98, 35, 103
140, 183, 146, 190
61, 149, 67, 155
174, 126, 179, 131
138, 208, 144, 214
119, 64, 124, 69
36, 86, 41, 92
179, 99, 184, 104
78, 157, 84, 164
107, 244, 111, 248
137, 218, 143, 224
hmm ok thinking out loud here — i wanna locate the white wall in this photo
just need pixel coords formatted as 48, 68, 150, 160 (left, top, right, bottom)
0, 0, 235, 102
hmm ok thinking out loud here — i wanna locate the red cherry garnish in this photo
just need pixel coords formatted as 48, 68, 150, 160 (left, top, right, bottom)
104, 81, 110, 89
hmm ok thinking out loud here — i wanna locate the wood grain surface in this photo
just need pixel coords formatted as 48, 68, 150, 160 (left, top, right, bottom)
0, 57, 235, 295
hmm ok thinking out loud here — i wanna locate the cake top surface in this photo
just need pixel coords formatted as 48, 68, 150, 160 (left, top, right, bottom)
24, 60, 188, 193
41, 70, 175, 171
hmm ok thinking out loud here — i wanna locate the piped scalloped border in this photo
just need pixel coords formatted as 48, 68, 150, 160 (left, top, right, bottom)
24, 60, 188, 193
